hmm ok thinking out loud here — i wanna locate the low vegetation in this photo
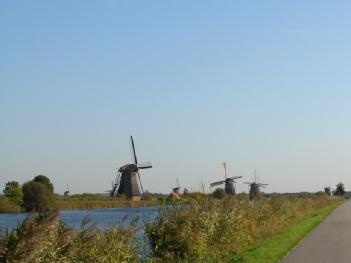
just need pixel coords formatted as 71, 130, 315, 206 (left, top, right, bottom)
145, 195, 341, 262
240, 202, 340, 263
0, 212, 138, 263
56, 196, 160, 210
0, 197, 21, 213
0, 195, 341, 262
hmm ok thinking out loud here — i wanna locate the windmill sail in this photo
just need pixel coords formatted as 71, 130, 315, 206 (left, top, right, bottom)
210, 180, 225, 187
131, 136, 138, 164
137, 162, 152, 169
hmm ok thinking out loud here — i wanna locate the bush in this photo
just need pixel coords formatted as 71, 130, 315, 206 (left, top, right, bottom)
335, 182, 345, 196
22, 181, 56, 212
33, 175, 54, 193
212, 188, 226, 199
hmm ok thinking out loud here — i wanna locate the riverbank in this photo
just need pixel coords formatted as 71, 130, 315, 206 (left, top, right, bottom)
146, 195, 341, 262
0, 196, 341, 262
239, 201, 341, 263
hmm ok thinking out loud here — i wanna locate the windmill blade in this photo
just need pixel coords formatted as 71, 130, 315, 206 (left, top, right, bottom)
210, 181, 225, 187
230, 176, 242, 180
130, 136, 138, 165
258, 183, 269, 186
137, 172, 144, 194
137, 161, 152, 169
222, 162, 227, 178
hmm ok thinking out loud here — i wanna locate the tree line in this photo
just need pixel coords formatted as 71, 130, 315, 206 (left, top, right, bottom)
3, 175, 56, 212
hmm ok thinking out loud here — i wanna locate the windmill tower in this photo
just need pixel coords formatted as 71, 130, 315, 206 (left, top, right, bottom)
324, 186, 331, 196
244, 170, 268, 200
169, 178, 181, 200
210, 162, 242, 195
110, 136, 152, 200
64, 184, 70, 196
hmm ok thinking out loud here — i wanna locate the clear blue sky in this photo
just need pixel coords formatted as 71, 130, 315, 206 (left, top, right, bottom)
1, 1, 351, 194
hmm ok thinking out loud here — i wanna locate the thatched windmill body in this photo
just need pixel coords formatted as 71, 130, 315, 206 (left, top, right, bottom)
244, 170, 268, 200
111, 136, 152, 200
210, 162, 242, 195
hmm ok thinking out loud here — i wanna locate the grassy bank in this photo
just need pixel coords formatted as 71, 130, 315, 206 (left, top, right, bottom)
239, 201, 341, 263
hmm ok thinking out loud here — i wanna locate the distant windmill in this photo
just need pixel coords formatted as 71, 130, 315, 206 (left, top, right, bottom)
169, 179, 181, 200
324, 186, 331, 196
210, 162, 242, 195
244, 170, 268, 200
64, 184, 70, 196
110, 136, 152, 200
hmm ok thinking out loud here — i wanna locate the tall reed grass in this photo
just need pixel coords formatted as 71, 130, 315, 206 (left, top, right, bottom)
0, 197, 21, 213
0, 212, 139, 263
56, 198, 159, 210
146, 195, 340, 262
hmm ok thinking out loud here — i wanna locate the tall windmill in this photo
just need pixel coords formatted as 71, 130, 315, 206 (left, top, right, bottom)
244, 170, 268, 200
210, 162, 242, 195
110, 136, 152, 200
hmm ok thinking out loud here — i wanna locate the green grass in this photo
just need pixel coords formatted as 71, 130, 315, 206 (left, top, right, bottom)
240, 201, 342, 263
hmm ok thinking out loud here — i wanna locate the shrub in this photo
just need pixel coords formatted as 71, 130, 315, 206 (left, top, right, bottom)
212, 188, 226, 199
22, 181, 56, 212
3, 181, 23, 206
33, 175, 54, 193
335, 182, 345, 196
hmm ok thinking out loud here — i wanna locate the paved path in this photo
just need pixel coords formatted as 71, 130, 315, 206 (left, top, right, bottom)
281, 200, 351, 263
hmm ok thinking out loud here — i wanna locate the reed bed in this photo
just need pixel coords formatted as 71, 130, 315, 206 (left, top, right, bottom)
56, 198, 159, 210
146, 195, 340, 262
0, 197, 21, 213
0, 212, 139, 263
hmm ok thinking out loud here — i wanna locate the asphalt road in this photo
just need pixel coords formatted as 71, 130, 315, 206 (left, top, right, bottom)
281, 200, 351, 263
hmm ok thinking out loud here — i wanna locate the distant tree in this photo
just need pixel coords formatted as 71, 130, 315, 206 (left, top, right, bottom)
22, 181, 56, 212
33, 175, 54, 193
213, 188, 226, 199
335, 182, 345, 196
3, 181, 23, 206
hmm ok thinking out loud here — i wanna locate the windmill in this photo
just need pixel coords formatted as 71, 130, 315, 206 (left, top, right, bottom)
210, 162, 242, 195
169, 178, 181, 199
244, 170, 268, 200
110, 136, 152, 200
324, 186, 332, 196
64, 184, 70, 196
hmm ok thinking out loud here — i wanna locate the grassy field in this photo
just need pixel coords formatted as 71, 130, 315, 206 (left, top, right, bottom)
239, 201, 341, 263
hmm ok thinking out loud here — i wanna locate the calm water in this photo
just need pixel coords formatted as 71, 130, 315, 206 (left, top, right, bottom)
0, 206, 161, 232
